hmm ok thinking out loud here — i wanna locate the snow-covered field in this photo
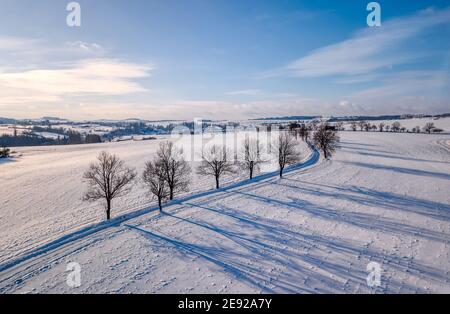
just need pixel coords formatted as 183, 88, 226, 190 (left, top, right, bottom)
0, 131, 302, 264
0, 131, 449, 293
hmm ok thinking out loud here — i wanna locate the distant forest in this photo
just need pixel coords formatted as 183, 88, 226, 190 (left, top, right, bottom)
0, 127, 102, 147
0, 121, 172, 147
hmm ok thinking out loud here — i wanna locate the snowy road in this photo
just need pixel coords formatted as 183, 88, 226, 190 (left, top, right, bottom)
1, 132, 450, 293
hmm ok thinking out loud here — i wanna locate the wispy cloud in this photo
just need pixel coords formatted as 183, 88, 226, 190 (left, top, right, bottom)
271, 7, 450, 78
334, 70, 450, 115
0, 59, 153, 104
65, 41, 104, 53
226, 89, 262, 96
351, 70, 449, 99
0, 36, 106, 70
0, 35, 152, 107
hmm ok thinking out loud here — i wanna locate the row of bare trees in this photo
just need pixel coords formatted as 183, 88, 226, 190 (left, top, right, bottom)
84, 142, 192, 217
349, 121, 443, 134
142, 142, 191, 211
83, 124, 339, 220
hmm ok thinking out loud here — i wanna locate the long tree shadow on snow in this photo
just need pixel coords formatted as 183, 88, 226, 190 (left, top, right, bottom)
348, 151, 450, 164
343, 161, 450, 180
191, 199, 449, 288
233, 184, 450, 244
125, 194, 448, 293
279, 179, 450, 223
125, 216, 417, 293
339, 141, 379, 147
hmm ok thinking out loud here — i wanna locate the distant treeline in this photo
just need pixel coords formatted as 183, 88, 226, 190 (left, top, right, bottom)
251, 113, 450, 123
0, 130, 101, 147
102, 122, 170, 140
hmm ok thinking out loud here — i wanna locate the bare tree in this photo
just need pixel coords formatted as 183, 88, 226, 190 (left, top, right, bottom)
157, 141, 191, 200
378, 122, 385, 132
313, 124, 340, 159
350, 121, 357, 131
240, 138, 265, 179
288, 122, 300, 140
197, 145, 235, 189
0, 146, 10, 158
364, 122, 371, 132
423, 122, 435, 134
358, 120, 366, 131
298, 124, 310, 141
83, 151, 137, 220
275, 132, 301, 178
142, 159, 170, 211
391, 121, 401, 132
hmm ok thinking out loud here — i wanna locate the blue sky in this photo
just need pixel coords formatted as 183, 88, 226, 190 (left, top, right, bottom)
0, 0, 449, 120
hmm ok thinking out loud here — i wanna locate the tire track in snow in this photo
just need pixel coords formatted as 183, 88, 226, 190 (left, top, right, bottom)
435, 139, 450, 154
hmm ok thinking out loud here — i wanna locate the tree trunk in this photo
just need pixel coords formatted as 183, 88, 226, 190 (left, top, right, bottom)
323, 149, 328, 159
106, 199, 111, 220
279, 167, 283, 178
250, 166, 253, 180
215, 176, 220, 189
169, 188, 174, 200
158, 198, 162, 212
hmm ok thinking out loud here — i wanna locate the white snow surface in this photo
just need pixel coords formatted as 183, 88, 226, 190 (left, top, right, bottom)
0, 132, 300, 264
0, 132, 449, 293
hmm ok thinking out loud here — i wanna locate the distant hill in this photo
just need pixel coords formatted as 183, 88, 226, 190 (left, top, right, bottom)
253, 116, 321, 121
0, 117, 17, 124
254, 113, 450, 123
41, 116, 64, 121
328, 115, 404, 122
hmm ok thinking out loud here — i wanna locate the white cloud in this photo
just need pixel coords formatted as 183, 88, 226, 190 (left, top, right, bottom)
275, 7, 450, 78
0, 59, 153, 103
351, 70, 448, 99
330, 70, 450, 115
65, 41, 104, 53
0, 36, 107, 71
